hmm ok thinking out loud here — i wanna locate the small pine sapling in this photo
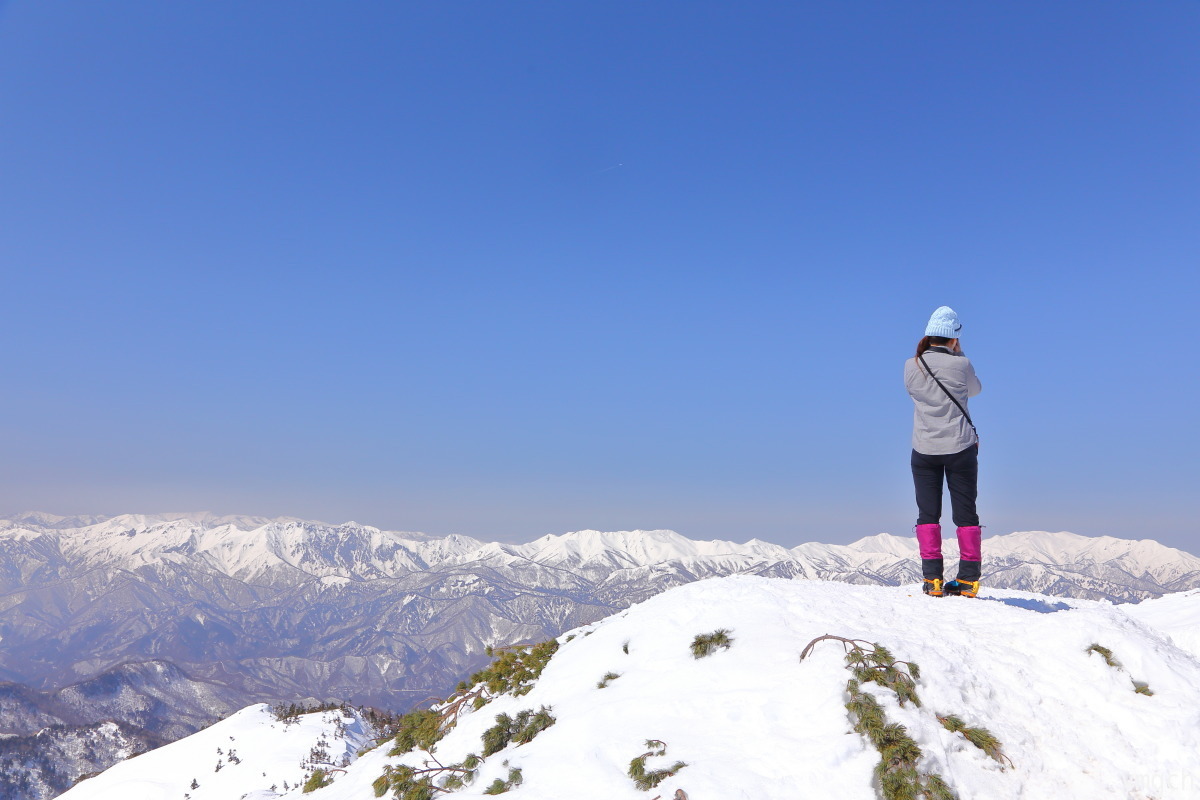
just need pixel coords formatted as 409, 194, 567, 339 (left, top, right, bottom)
923, 774, 957, 800
389, 708, 444, 755
374, 754, 478, 798
372, 642, 560, 797
513, 707, 556, 745
938, 714, 1009, 768
482, 707, 556, 756
962, 727, 1004, 762
302, 769, 333, 793
439, 753, 480, 790
803, 634, 950, 799
1086, 643, 1121, 669
470, 640, 560, 697
690, 629, 733, 659
1086, 644, 1154, 696
628, 739, 687, 791
937, 714, 965, 733
372, 765, 435, 800
482, 765, 523, 795
597, 671, 621, 688
482, 713, 515, 757
845, 643, 921, 707
845, 685, 885, 733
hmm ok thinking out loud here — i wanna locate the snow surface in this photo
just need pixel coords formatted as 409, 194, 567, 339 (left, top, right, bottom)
64, 576, 1200, 800
58, 704, 374, 800
1123, 588, 1200, 661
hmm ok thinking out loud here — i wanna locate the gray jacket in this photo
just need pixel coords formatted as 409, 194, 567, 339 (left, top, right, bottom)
904, 348, 981, 455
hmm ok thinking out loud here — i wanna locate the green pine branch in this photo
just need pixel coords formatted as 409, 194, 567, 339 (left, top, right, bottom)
628, 739, 688, 791
691, 629, 734, 659
804, 634, 955, 800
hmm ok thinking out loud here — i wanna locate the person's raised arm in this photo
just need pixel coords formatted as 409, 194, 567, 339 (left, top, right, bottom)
966, 361, 981, 397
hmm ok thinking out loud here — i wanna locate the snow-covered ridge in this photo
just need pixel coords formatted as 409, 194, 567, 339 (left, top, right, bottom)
58, 577, 1200, 800
58, 704, 376, 800
0, 660, 246, 798
1123, 588, 1200, 661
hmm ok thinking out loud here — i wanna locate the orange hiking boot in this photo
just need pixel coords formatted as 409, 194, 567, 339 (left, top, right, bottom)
944, 579, 980, 598
920, 557, 945, 597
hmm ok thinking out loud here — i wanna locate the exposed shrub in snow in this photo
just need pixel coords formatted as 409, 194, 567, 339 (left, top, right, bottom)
1087, 643, 1155, 696
388, 709, 444, 755
421, 639, 563, 747
373, 765, 434, 799
374, 756, 481, 799
482, 764, 523, 795
469, 640, 560, 697
513, 707, 556, 745
597, 671, 621, 688
690, 629, 733, 659
627, 739, 687, 791
937, 715, 1008, 765
1086, 643, 1121, 669
438, 753, 481, 790
481, 707, 556, 757
375, 643, 559, 798
302, 768, 332, 793
481, 714, 516, 757
844, 641, 922, 708
802, 635, 951, 800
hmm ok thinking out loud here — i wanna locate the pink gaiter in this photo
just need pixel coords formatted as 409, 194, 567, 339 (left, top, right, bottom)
915, 524, 942, 560
956, 526, 982, 562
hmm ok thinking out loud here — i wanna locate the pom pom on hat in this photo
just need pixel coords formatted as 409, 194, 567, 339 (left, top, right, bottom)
925, 306, 962, 338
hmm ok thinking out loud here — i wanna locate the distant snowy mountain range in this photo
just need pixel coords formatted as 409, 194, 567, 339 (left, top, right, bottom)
2, 512, 1199, 799
56, 576, 1200, 800
3, 512, 1198, 699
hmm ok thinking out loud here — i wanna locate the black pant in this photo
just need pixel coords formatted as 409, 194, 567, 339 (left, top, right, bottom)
911, 444, 979, 527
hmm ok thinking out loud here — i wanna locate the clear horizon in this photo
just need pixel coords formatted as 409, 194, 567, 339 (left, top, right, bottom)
1, 2, 1196, 555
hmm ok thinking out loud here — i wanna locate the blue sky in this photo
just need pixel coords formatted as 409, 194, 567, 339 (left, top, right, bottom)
1, 2, 1196, 552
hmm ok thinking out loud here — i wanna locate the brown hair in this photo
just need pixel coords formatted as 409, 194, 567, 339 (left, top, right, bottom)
914, 336, 954, 374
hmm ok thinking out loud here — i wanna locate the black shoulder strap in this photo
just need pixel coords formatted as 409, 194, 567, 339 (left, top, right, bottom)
918, 354, 978, 435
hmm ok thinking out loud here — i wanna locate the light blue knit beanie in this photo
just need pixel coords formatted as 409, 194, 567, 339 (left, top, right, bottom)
924, 306, 962, 338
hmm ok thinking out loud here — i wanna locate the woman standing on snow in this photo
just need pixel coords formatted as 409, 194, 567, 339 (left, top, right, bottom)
904, 306, 982, 598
